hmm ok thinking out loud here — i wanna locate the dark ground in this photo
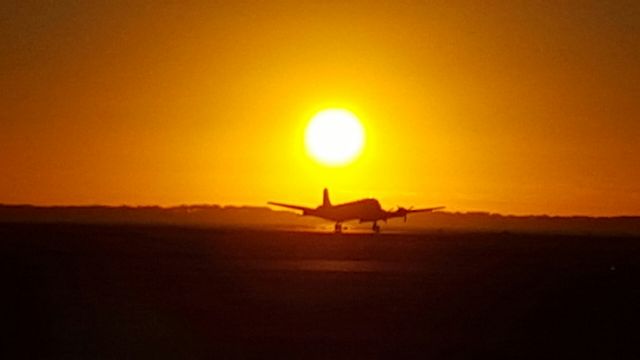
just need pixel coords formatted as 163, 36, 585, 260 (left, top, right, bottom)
2, 223, 639, 358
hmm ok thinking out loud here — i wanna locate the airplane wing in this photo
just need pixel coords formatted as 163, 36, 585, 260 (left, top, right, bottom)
403, 206, 445, 214
267, 202, 314, 213
386, 206, 445, 221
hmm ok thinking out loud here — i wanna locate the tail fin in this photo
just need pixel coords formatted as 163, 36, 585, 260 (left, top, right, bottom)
322, 188, 331, 207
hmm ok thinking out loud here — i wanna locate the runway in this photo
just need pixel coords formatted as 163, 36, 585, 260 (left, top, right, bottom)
2, 223, 639, 358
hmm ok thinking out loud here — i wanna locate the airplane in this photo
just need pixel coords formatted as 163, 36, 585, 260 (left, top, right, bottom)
268, 188, 444, 233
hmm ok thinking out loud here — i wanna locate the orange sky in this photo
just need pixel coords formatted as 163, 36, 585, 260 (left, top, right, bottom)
1, 1, 639, 215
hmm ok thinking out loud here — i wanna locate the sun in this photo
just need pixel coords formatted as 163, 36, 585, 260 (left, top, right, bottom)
304, 109, 365, 166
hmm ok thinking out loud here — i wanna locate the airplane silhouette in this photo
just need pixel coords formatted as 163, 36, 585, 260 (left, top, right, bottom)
269, 189, 444, 233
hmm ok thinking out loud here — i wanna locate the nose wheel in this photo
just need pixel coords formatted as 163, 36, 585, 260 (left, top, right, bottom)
334, 223, 343, 234
372, 222, 380, 233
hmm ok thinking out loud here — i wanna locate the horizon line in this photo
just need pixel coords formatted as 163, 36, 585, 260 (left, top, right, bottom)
1, 203, 639, 219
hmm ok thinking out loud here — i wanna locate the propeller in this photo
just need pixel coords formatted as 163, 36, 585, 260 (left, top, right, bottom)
389, 205, 442, 223
395, 206, 414, 222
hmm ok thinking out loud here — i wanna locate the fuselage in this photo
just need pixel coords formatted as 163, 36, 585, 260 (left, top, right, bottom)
304, 198, 386, 223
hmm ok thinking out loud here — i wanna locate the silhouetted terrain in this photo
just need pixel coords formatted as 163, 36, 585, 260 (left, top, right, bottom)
0, 205, 318, 228
2, 223, 639, 358
1, 205, 639, 235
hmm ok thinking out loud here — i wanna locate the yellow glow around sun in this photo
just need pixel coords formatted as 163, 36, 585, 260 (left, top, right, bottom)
304, 109, 365, 166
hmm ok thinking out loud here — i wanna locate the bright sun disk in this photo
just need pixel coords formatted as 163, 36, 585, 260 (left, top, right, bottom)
305, 109, 365, 166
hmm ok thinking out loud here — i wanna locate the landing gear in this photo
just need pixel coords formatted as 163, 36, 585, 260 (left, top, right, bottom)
334, 223, 343, 234
372, 221, 380, 234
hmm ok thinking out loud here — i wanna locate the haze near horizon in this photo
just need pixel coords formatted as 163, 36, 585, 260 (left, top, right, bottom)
2, 1, 639, 216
